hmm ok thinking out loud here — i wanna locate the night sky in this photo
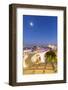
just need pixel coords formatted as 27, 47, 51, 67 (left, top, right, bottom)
23, 15, 57, 46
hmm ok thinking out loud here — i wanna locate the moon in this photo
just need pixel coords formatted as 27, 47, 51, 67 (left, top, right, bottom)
29, 22, 34, 27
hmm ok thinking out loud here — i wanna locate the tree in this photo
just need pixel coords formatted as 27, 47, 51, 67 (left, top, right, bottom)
25, 53, 41, 74
44, 50, 57, 72
25, 53, 35, 68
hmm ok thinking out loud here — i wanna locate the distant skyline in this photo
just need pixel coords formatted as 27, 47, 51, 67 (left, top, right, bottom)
23, 15, 57, 47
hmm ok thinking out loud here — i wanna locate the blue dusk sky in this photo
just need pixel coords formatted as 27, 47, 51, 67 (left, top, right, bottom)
23, 15, 57, 46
